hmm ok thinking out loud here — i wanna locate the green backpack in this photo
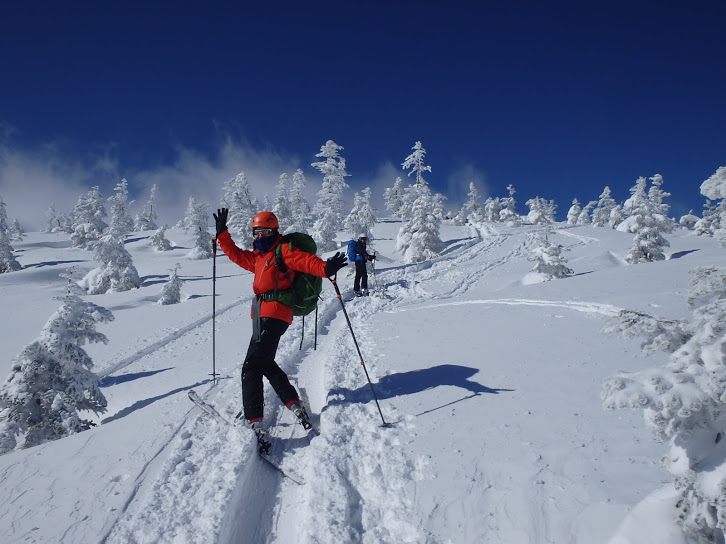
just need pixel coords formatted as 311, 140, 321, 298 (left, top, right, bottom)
269, 233, 323, 317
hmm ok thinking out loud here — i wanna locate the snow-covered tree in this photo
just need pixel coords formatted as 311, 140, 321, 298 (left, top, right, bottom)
184, 197, 211, 259
402, 141, 432, 187
576, 201, 596, 225
80, 233, 141, 294
70, 186, 108, 249
456, 182, 485, 225
602, 266, 726, 543
287, 169, 312, 234
384, 177, 405, 217
566, 198, 581, 225
527, 231, 573, 280
0, 282, 112, 454
158, 263, 183, 305
222, 172, 257, 245
134, 184, 159, 231
272, 173, 293, 230
344, 187, 377, 240
609, 204, 625, 229
150, 224, 172, 251
499, 184, 520, 224
680, 210, 700, 231
648, 174, 676, 233
10, 219, 24, 241
107, 179, 135, 238
592, 187, 618, 227
525, 196, 556, 225
396, 180, 445, 263
0, 195, 21, 273
43, 204, 58, 233
700, 166, 726, 246
311, 140, 349, 252
484, 197, 502, 222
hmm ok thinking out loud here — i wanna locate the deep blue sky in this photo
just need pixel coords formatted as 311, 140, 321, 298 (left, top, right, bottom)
1, 1, 724, 226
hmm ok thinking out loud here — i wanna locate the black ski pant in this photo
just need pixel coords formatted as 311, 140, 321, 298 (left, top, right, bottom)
241, 317, 299, 422
354, 260, 368, 291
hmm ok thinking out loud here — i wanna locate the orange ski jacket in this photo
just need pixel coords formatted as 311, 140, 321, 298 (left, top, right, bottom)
217, 230, 327, 324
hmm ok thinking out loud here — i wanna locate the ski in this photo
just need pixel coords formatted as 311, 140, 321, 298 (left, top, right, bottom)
187, 389, 305, 485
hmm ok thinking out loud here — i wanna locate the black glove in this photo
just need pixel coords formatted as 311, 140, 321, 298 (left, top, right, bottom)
213, 208, 228, 237
368, 254, 376, 261
325, 252, 348, 277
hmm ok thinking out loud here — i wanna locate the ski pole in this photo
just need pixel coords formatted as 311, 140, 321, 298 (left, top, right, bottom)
210, 237, 220, 382
329, 275, 389, 427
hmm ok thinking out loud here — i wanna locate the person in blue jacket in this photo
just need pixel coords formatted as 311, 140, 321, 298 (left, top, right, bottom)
352, 234, 375, 296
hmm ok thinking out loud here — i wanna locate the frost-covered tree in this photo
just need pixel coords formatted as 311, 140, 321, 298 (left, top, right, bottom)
344, 187, 377, 240
680, 210, 700, 231
396, 180, 445, 263
700, 166, 726, 246
222, 172, 257, 245
402, 141, 432, 187
456, 182, 485, 225
621, 176, 649, 232
525, 196, 556, 225
184, 197, 212, 259
134, 184, 159, 231
287, 169, 312, 234
0, 195, 21, 273
609, 204, 625, 229
499, 184, 520, 224
80, 233, 141, 294
158, 263, 183, 305
150, 224, 172, 251
272, 173, 293, 230
484, 197, 502, 222
107, 179, 135, 238
70, 186, 108, 249
43, 203, 58, 233
576, 201, 596, 225
10, 219, 24, 241
566, 198, 581, 225
648, 174, 675, 234
592, 186, 618, 227
311, 140, 349, 252
625, 176, 673, 264
602, 266, 726, 543
527, 231, 573, 280
384, 177, 405, 217
0, 281, 112, 454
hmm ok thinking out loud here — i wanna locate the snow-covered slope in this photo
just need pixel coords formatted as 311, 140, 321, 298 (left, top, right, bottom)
1, 220, 724, 544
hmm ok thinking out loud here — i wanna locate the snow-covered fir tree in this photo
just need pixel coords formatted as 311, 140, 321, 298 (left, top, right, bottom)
133, 184, 159, 231
648, 174, 676, 234
80, 233, 141, 294
566, 198, 582, 225
150, 224, 172, 251
183, 197, 211, 259
222, 172, 257, 245
70, 186, 108, 249
625, 177, 671, 264
158, 263, 183, 305
609, 203, 625, 229
402, 141, 432, 187
344, 191, 365, 239
10, 219, 24, 241
576, 201, 596, 225
272, 173, 293, 230
484, 197, 502, 222
679, 210, 700, 231
0, 195, 21, 273
700, 166, 726, 246
456, 182, 485, 225
43, 203, 58, 233
0, 276, 112, 454
344, 187, 377, 240
286, 169, 312, 234
525, 196, 556, 225
602, 266, 726, 543
499, 184, 520, 224
107, 179, 135, 238
621, 176, 649, 233
311, 140, 349, 252
383, 177, 405, 218
396, 180, 445, 263
592, 186, 618, 227
527, 231, 573, 280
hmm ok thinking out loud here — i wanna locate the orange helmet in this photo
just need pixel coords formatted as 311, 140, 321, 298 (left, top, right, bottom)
251, 211, 279, 229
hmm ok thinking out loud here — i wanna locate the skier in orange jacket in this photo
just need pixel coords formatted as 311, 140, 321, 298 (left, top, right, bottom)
213, 208, 346, 440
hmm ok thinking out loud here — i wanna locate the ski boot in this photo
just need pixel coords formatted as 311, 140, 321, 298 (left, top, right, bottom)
249, 419, 272, 454
289, 402, 313, 431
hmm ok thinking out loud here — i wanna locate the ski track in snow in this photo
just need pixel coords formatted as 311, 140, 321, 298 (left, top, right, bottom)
96, 222, 620, 544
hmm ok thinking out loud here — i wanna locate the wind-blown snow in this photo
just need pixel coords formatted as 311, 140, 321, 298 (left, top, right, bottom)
1, 219, 724, 543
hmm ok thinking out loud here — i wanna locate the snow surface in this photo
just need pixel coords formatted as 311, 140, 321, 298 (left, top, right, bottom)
1, 219, 724, 544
